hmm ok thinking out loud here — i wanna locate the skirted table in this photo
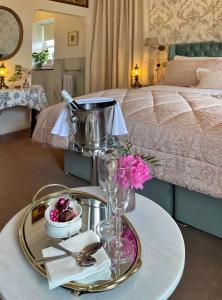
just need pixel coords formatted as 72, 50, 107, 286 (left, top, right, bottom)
0, 85, 47, 133
0, 186, 185, 300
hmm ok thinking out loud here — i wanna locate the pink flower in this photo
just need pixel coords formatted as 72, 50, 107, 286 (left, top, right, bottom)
116, 155, 152, 190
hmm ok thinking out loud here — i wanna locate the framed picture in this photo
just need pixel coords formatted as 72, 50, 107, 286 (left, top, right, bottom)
50, 0, 88, 7
68, 31, 79, 46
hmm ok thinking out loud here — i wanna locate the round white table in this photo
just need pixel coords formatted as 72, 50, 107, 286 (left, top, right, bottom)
0, 186, 185, 300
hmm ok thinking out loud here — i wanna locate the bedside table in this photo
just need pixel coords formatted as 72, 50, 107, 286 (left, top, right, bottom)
131, 84, 149, 88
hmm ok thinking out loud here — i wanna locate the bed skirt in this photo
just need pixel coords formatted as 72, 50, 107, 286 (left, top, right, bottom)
175, 186, 222, 238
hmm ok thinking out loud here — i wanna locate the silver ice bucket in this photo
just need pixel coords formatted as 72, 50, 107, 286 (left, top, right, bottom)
68, 100, 117, 155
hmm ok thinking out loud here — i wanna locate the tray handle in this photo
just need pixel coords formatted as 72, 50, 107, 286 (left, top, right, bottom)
32, 184, 70, 204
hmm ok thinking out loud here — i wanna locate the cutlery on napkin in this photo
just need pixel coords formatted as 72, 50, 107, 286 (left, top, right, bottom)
35, 241, 103, 265
42, 230, 111, 289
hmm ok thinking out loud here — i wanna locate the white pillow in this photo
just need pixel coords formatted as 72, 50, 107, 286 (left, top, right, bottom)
174, 55, 222, 60
196, 68, 222, 89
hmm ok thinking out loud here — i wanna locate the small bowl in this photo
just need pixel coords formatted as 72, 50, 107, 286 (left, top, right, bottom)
46, 218, 82, 238
45, 197, 82, 228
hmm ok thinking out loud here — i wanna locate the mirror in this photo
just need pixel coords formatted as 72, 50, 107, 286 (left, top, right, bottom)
0, 6, 23, 60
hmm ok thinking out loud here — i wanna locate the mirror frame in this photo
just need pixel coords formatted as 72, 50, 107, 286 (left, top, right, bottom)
0, 6, 23, 60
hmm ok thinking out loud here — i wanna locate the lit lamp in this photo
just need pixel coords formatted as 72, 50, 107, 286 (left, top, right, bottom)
0, 62, 8, 89
132, 64, 142, 88
144, 37, 165, 51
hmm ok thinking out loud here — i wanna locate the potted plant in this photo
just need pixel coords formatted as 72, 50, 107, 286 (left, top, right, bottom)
8, 65, 31, 89
32, 49, 49, 69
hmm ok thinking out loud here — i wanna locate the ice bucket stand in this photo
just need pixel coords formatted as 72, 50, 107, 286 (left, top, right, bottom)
67, 138, 118, 185
66, 146, 117, 186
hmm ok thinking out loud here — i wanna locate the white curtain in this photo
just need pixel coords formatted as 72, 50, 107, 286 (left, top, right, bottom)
90, 0, 146, 92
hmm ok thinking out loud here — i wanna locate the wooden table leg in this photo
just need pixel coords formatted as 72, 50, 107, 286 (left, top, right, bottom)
31, 109, 38, 136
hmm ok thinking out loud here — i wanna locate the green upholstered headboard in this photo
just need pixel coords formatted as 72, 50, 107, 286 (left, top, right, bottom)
168, 41, 222, 60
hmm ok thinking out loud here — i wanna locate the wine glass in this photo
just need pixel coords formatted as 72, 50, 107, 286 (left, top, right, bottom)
109, 171, 134, 263
96, 153, 117, 241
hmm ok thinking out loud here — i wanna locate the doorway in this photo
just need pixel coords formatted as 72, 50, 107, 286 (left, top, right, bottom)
31, 10, 86, 105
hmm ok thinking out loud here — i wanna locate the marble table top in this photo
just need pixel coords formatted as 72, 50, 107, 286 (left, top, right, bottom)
0, 186, 185, 300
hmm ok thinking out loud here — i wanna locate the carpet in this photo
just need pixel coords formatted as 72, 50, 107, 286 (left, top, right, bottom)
1, 130, 222, 299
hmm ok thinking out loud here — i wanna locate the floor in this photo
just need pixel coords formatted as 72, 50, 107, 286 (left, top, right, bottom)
1, 130, 222, 300
0, 130, 88, 230
171, 226, 222, 300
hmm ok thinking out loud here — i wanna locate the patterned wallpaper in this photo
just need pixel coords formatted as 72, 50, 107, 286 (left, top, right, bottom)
145, 0, 222, 84
148, 0, 222, 44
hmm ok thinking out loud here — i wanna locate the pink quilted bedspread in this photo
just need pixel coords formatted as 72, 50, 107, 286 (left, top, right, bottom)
32, 85, 222, 198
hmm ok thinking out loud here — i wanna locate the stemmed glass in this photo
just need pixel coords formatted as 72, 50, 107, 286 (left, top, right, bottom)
110, 180, 134, 263
96, 153, 117, 241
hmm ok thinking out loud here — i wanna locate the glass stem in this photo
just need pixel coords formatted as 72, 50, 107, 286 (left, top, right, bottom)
115, 210, 122, 248
106, 194, 112, 225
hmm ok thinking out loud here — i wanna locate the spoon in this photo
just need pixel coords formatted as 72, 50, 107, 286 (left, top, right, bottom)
34, 254, 96, 266
78, 241, 103, 257
51, 240, 103, 258
35, 253, 71, 265
77, 256, 97, 267
35, 241, 103, 265
50, 241, 97, 263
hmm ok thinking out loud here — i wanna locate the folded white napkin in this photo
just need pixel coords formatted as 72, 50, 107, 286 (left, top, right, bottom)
51, 97, 128, 137
42, 230, 111, 289
107, 99, 128, 135
51, 108, 69, 137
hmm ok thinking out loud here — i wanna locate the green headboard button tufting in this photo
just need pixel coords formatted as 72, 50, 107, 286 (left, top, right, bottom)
168, 41, 222, 60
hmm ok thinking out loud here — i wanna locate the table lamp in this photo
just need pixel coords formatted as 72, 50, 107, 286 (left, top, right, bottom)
132, 64, 142, 88
0, 62, 8, 89
144, 37, 165, 51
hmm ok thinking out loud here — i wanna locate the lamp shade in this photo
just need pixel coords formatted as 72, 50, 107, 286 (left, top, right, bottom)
144, 37, 159, 47
132, 64, 141, 77
0, 62, 8, 77
144, 37, 166, 51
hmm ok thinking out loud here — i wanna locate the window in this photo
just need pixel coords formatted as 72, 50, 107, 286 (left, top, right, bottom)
42, 22, 54, 60
32, 19, 55, 68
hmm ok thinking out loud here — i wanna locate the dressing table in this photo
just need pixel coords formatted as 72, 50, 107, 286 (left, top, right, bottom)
0, 6, 48, 134
0, 85, 47, 133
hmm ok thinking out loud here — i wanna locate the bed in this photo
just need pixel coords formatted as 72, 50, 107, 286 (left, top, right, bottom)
32, 41, 222, 238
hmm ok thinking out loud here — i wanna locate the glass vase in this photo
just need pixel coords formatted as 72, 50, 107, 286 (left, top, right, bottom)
125, 188, 136, 212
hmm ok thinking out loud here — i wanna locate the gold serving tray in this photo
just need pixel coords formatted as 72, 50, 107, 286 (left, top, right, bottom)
19, 185, 142, 295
